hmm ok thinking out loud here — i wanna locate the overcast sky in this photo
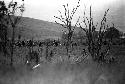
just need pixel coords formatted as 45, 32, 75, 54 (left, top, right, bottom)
4, 0, 125, 31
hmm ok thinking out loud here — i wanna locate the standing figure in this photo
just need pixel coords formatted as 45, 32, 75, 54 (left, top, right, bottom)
25, 50, 40, 67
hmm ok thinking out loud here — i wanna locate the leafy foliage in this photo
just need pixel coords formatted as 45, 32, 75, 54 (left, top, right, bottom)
0, 0, 24, 66
105, 25, 121, 40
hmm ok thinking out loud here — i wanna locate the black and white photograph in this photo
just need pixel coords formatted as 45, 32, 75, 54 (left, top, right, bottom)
0, 0, 124, 84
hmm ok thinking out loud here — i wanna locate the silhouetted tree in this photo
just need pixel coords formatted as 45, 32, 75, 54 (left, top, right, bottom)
0, 0, 25, 66
54, 0, 80, 58
79, 6, 112, 62
105, 24, 121, 42
0, 1, 10, 56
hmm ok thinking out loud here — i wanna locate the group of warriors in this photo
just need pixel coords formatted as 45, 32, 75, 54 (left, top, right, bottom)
0, 39, 117, 69
17, 39, 61, 67
23, 40, 87, 69
14, 39, 61, 47
0, 39, 60, 67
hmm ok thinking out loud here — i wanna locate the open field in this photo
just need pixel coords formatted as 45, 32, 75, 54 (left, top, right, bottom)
0, 0, 124, 84
0, 45, 125, 84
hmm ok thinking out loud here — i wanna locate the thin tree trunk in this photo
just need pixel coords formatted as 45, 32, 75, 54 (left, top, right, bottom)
46, 44, 49, 60
10, 25, 15, 66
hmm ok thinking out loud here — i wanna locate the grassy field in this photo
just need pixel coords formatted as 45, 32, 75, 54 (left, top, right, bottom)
0, 45, 125, 84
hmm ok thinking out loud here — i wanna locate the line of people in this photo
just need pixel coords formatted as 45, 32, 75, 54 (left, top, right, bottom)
13, 39, 61, 47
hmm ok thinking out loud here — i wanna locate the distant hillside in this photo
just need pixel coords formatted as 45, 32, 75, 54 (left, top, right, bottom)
13, 17, 65, 40
11, 17, 83, 40
19, 17, 64, 32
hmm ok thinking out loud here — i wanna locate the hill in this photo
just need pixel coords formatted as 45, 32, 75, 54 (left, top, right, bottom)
15, 17, 64, 40
11, 17, 83, 40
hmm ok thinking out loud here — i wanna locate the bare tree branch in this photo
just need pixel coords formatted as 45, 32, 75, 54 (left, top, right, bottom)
54, 0, 80, 57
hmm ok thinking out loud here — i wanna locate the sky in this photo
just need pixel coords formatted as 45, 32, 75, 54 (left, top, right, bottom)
4, 0, 125, 31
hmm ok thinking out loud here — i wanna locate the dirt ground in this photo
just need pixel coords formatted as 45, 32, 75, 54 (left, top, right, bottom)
0, 57, 125, 84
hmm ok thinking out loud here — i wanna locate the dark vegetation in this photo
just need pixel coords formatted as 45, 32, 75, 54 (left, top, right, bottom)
0, 0, 125, 84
